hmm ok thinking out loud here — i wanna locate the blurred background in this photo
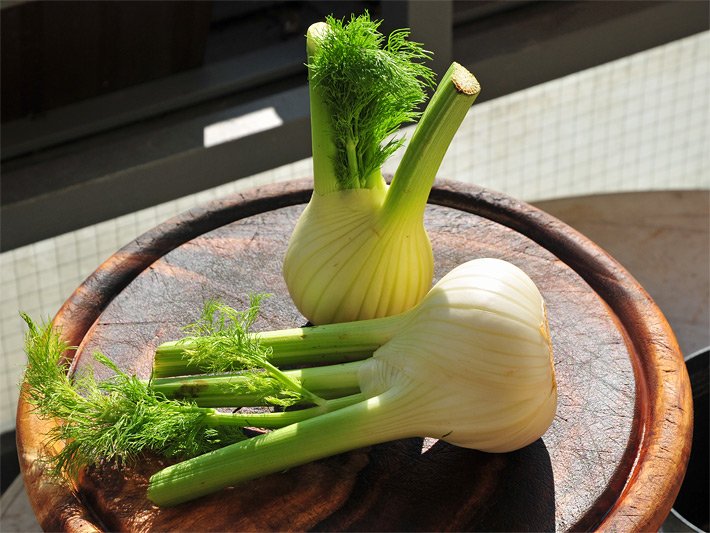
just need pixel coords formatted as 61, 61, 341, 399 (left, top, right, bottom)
1, 1, 708, 530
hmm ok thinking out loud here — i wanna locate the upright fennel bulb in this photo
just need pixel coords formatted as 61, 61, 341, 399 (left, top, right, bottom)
283, 187, 432, 324
148, 259, 557, 506
283, 14, 481, 325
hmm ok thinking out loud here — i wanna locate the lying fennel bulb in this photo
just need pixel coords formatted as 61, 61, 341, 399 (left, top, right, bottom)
283, 14, 481, 325
148, 258, 557, 506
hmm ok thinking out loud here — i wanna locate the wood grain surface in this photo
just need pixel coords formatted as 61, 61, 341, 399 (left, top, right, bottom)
15, 180, 692, 532
534, 190, 710, 358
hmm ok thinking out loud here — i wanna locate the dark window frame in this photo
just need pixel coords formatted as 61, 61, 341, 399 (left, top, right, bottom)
2, 0, 707, 251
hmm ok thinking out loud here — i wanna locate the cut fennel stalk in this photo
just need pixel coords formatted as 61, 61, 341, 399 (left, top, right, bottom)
150, 360, 366, 407
148, 259, 557, 506
282, 14, 481, 325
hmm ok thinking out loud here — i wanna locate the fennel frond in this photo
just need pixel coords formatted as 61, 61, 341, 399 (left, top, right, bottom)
20, 314, 245, 479
308, 12, 435, 191
169, 296, 326, 406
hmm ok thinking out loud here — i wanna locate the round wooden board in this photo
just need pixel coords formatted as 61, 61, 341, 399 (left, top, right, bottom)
16, 180, 692, 532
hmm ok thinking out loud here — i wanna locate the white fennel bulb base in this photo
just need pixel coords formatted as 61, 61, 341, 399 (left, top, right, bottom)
283, 187, 433, 325
357, 258, 557, 452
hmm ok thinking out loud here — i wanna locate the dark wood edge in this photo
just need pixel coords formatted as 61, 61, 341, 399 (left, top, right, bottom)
429, 180, 693, 531
16, 179, 692, 532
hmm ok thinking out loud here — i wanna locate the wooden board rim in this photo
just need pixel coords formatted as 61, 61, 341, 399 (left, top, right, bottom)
15, 179, 692, 532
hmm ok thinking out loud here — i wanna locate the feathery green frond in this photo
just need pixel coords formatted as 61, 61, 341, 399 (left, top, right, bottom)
175, 297, 326, 407
20, 314, 245, 479
178, 295, 269, 374
308, 12, 435, 189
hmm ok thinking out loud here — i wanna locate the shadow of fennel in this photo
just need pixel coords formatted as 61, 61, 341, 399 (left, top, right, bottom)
310, 436, 556, 532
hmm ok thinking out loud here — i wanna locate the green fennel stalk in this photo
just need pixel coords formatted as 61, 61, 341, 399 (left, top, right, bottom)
148, 389, 416, 506
153, 298, 401, 379
151, 360, 365, 407
382, 62, 481, 224
307, 14, 435, 193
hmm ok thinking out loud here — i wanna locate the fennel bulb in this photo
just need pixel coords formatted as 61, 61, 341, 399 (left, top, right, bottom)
283, 185, 433, 325
282, 14, 480, 324
148, 258, 557, 506
357, 258, 557, 452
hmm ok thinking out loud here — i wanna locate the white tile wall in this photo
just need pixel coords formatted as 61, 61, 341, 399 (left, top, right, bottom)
2, 31, 709, 434
384, 30, 710, 199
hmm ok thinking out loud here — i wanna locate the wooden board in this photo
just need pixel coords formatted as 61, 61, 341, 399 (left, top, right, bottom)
534, 190, 710, 357
16, 180, 692, 532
